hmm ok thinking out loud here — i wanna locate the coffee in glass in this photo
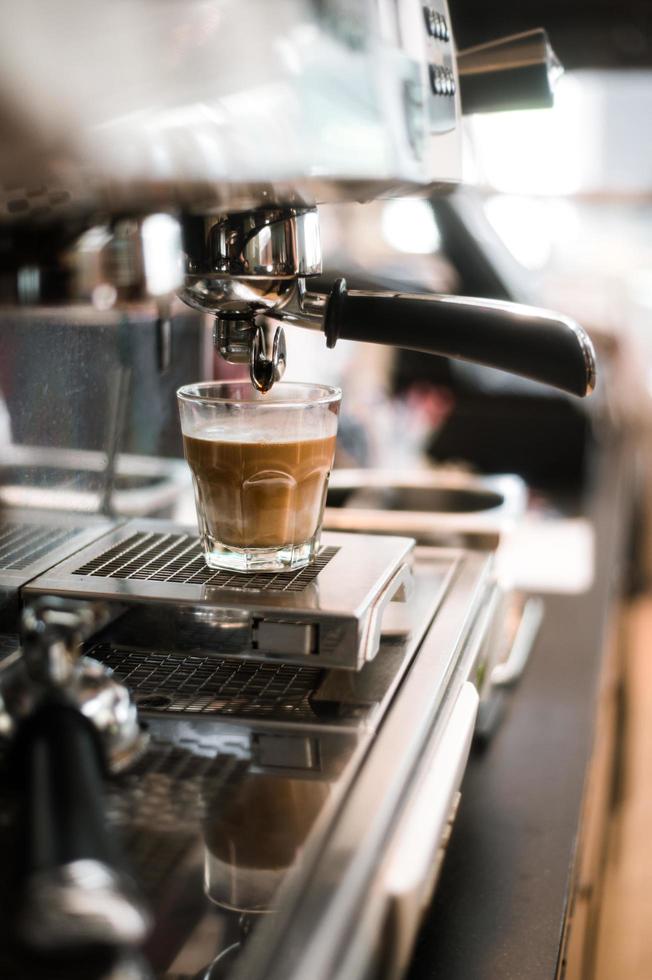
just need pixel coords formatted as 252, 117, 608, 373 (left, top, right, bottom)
177, 382, 341, 573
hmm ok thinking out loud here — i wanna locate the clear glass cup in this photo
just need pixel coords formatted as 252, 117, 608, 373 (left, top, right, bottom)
177, 381, 341, 573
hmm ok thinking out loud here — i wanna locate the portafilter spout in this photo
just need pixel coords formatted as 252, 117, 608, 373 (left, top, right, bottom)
179, 207, 596, 398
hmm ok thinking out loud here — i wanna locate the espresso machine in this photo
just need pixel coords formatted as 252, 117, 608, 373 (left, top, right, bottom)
0, 3, 595, 979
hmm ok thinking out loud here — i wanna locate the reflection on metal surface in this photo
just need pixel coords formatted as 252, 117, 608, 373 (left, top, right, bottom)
106, 732, 247, 908
181, 210, 321, 314
18, 596, 145, 773
74, 656, 148, 773
204, 773, 330, 913
18, 859, 151, 951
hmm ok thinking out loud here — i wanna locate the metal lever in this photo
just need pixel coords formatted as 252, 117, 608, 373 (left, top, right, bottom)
323, 279, 596, 398
490, 596, 544, 688
457, 29, 563, 115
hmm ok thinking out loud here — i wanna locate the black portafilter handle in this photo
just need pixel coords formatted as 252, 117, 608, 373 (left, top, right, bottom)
10, 699, 150, 954
324, 279, 597, 398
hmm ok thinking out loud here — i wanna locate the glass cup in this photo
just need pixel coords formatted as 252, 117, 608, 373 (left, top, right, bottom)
177, 381, 341, 573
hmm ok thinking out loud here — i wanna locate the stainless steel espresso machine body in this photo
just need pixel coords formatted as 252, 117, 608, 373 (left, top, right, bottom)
0, 3, 593, 979
0, 515, 502, 980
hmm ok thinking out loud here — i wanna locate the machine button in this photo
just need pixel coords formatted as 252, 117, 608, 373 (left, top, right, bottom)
429, 65, 455, 96
430, 65, 455, 97
254, 619, 318, 655
424, 8, 451, 42
423, 5, 437, 37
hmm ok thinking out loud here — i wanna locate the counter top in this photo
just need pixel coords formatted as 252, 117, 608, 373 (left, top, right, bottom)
408, 432, 634, 980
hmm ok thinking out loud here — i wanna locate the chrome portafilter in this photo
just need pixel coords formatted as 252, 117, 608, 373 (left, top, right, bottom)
183, 206, 597, 399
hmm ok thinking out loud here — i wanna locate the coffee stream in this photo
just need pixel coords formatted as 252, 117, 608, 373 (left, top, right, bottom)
183, 432, 337, 549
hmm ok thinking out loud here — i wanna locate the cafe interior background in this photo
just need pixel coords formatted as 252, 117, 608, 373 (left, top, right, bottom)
1, 1, 652, 979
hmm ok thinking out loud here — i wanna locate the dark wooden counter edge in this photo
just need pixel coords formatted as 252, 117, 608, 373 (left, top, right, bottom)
407, 429, 633, 980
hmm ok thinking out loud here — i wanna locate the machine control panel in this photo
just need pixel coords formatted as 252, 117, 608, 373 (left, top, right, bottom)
421, 0, 457, 133
423, 4, 450, 41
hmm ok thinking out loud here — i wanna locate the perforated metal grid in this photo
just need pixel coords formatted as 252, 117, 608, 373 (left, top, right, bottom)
94, 644, 322, 720
0, 522, 83, 571
74, 531, 338, 593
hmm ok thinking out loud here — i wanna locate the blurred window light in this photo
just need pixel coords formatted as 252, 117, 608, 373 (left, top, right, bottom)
483, 195, 580, 270
142, 212, 183, 296
467, 73, 595, 195
467, 71, 652, 196
381, 198, 441, 253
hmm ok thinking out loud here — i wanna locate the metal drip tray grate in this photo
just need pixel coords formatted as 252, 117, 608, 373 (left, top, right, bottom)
0, 522, 83, 571
94, 644, 323, 720
75, 531, 338, 593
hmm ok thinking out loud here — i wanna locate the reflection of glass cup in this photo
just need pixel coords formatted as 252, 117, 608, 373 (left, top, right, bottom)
203, 774, 330, 913
177, 382, 341, 573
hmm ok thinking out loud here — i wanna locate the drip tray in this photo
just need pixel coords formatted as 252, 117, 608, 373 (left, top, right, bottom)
25, 520, 416, 670
92, 644, 323, 722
